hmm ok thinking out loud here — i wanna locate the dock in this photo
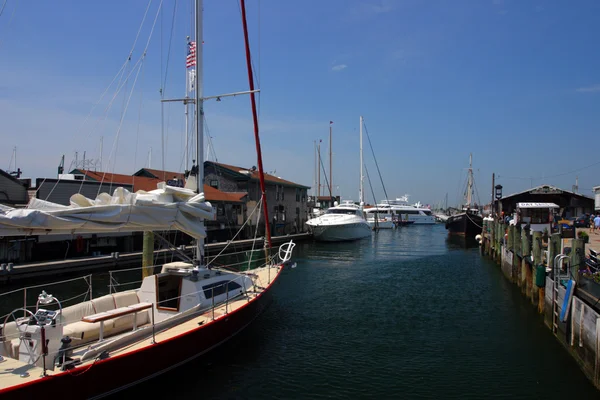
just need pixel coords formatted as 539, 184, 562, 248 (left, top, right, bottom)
0, 233, 310, 283
480, 220, 600, 390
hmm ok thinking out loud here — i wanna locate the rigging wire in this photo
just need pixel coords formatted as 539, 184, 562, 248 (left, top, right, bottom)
97, 0, 164, 192
364, 164, 380, 229
38, 0, 156, 202
362, 119, 390, 203
132, 61, 146, 195
317, 145, 334, 200
0, 0, 20, 50
0, 0, 8, 17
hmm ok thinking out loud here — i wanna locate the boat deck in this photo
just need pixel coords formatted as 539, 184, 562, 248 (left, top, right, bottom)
0, 265, 279, 391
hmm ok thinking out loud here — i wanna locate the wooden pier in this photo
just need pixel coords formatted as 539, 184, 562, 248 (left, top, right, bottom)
480, 220, 600, 390
0, 233, 310, 283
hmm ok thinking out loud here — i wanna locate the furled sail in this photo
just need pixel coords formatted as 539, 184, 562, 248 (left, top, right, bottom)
0, 184, 214, 239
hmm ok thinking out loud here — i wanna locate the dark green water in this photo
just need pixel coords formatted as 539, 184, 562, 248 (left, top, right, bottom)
125, 225, 597, 399
3, 225, 598, 398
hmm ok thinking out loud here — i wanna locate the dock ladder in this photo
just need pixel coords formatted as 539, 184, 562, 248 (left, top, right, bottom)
552, 254, 570, 334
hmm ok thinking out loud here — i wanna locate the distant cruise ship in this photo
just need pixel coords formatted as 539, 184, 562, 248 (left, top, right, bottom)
377, 195, 436, 225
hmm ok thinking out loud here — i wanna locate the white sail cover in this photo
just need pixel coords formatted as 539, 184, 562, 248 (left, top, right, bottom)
0, 184, 214, 239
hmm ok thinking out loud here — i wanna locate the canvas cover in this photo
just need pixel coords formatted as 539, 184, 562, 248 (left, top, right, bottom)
0, 184, 214, 239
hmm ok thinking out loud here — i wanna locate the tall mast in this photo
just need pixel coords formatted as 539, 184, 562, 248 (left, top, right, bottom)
317, 141, 321, 197
359, 116, 364, 204
465, 153, 473, 207
184, 36, 190, 171
194, 0, 204, 262
240, 0, 272, 248
329, 123, 333, 197
313, 140, 317, 198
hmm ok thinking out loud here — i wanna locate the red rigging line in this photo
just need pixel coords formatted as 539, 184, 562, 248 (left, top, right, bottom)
240, 0, 272, 249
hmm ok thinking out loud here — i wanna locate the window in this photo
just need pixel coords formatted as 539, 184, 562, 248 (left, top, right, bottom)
301, 189, 306, 203
209, 179, 219, 189
296, 188, 300, 202
281, 186, 285, 200
156, 274, 182, 311
217, 205, 224, 216
202, 280, 242, 299
275, 186, 280, 201
521, 208, 550, 224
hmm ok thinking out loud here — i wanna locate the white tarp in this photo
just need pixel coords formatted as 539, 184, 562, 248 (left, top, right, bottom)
0, 184, 214, 239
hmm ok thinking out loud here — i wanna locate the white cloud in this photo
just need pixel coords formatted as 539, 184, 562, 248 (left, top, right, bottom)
331, 64, 348, 72
576, 84, 600, 93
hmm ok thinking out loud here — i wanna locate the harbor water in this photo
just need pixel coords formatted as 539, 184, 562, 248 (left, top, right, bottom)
118, 224, 597, 399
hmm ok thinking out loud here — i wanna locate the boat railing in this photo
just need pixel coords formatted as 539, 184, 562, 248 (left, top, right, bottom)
107, 264, 162, 294
0, 274, 93, 323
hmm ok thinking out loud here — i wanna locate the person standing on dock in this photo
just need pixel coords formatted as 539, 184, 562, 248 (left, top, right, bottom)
594, 214, 600, 234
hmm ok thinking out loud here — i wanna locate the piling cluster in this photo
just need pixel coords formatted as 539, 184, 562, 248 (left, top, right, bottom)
481, 219, 600, 390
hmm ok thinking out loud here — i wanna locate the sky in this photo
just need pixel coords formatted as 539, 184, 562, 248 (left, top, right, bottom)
1, 0, 600, 207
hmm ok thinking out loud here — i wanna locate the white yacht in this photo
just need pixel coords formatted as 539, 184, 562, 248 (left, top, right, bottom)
378, 195, 436, 225
306, 200, 372, 241
364, 207, 395, 229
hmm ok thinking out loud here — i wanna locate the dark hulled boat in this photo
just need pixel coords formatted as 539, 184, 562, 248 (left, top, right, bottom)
445, 209, 483, 238
445, 154, 483, 239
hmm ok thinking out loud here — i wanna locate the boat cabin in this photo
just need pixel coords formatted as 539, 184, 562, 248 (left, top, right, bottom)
0, 263, 253, 371
513, 202, 559, 233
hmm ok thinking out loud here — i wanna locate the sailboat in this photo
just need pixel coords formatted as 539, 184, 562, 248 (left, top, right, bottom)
0, 1, 295, 398
306, 116, 372, 241
445, 154, 483, 237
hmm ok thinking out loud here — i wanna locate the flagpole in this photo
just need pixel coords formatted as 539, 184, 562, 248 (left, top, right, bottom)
194, 0, 204, 263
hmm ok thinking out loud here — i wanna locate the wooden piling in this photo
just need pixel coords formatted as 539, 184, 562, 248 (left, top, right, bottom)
570, 238, 585, 285
508, 225, 515, 252
533, 231, 542, 266
142, 231, 154, 278
532, 231, 542, 304
548, 233, 561, 269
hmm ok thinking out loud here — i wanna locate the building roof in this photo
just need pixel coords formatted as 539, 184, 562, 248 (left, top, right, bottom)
73, 170, 162, 192
205, 161, 310, 189
73, 169, 245, 203
133, 168, 186, 181
500, 184, 593, 201
203, 186, 247, 203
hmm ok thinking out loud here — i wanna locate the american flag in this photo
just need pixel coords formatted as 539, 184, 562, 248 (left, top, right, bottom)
186, 41, 196, 68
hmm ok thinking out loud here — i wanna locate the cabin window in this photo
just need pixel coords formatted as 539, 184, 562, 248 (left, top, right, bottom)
156, 274, 182, 311
209, 179, 219, 189
521, 208, 550, 224
395, 210, 419, 215
203, 280, 242, 299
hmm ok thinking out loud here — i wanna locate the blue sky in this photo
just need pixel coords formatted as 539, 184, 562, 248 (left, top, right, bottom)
1, 0, 600, 207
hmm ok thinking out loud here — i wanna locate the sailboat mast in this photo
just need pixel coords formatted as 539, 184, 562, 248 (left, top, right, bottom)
184, 36, 190, 171
359, 116, 364, 204
313, 140, 317, 198
329, 123, 333, 197
240, 0, 272, 248
194, 0, 204, 261
465, 153, 473, 207
317, 141, 321, 197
